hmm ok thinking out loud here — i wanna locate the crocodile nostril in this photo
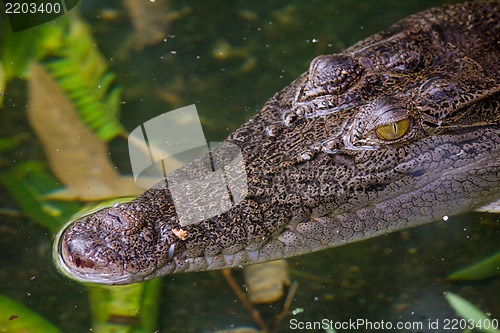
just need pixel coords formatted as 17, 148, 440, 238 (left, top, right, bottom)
72, 254, 95, 269
304, 54, 364, 98
61, 235, 96, 269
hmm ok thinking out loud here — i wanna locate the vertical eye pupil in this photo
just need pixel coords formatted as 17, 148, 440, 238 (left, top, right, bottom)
375, 118, 411, 140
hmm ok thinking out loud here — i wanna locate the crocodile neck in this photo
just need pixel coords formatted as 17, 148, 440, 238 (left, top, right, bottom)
55, 0, 499, 285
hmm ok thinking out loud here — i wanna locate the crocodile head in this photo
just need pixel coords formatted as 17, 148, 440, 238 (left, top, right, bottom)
54, 1, 499, 285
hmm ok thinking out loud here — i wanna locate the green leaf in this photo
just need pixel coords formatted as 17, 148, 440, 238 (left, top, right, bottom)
0, 20, 65, 81
0, 16, 65, 108
88, 279, 163, 333
0, 61, 5, 106
0, 294, 62, 333
449, 252, 500, 281
0, 137, 22, 152
44, 15, 125, 142
0, 162, 82, 234
445, 292, 500, 333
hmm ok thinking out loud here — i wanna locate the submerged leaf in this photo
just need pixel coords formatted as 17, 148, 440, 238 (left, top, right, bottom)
0, 294, 62, 333
445, 292, 500, 333
0, 163, 81, 234
213, 328, 262, 333
124, 0, 170, 49
45, 15, 124, 141
0, 20, 65, 81
0, 136, 22, 152
449, 252, 500, 281
88, 279, 163, 333
0, 61, 5, 106
27, 63, 142, 201
243, 260, 291, 304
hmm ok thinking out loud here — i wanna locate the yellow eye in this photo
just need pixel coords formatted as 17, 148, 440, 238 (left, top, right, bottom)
375, 118, 411, 140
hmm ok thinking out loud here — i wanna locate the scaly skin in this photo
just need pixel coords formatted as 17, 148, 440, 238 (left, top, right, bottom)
54, 1, 499, 285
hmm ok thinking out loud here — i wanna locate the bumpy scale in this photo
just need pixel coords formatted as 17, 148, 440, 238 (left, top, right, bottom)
54, 1, 499, 285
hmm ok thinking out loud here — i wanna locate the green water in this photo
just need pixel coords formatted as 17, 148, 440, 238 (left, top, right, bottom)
1, 1, 498, 332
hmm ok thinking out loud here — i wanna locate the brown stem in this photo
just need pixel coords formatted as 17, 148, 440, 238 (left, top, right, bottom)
221, 269, 269, 333
273, 281, 299, 328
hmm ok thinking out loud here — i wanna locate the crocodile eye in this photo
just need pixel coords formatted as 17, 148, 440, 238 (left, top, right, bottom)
375, 118, 410, 140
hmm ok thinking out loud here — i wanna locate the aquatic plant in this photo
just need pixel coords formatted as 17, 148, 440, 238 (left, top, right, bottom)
0, 11, 161, 333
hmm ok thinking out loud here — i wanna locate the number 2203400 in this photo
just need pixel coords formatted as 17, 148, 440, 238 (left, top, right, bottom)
5, 2, 62, 14
443, 318, 498, 330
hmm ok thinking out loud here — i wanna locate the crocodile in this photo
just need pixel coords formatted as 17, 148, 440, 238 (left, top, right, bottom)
54, 0, 499, 285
